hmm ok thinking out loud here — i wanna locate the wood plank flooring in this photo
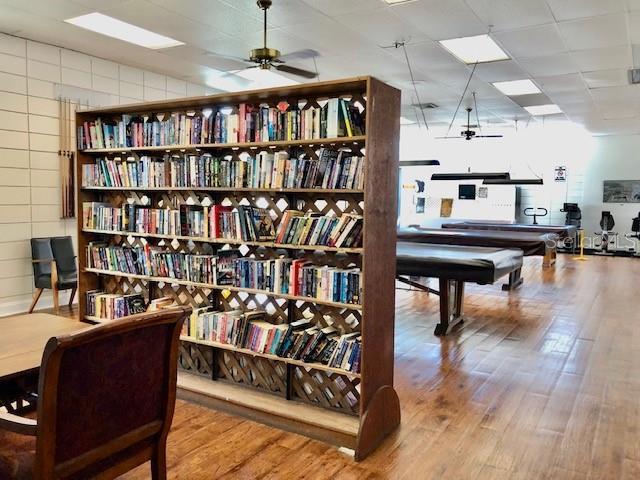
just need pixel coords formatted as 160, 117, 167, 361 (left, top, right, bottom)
41, 254, 640, 478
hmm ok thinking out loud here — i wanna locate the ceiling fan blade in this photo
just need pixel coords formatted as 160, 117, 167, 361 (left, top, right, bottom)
435, 136, 464, 140
278, 49, 320, 62
475, 135, 504, 138
274, 63, 318, 79
204, 51, 254, 70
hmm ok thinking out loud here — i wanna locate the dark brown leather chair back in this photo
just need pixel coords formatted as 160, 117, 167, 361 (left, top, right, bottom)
33, 306, 189, 479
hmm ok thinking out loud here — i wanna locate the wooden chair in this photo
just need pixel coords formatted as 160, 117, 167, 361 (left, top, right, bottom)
0, 306, 190, 479
29, 237, 78, 314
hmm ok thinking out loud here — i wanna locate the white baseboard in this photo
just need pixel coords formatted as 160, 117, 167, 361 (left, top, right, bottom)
0, 291, 78, 318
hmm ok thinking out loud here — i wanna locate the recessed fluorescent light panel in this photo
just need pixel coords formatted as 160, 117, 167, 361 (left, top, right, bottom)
492, 79, 541, 96
525, 104, 562, 116
439, 34, 509, 64
65, 13, 184, 49
384, 0, 414, 4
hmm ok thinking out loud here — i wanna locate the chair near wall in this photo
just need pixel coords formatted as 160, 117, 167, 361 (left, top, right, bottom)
0, 306, 190, 479
29, 237, 77, 313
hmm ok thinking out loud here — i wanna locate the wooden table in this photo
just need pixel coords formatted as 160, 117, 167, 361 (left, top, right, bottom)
0, 313, 84, 382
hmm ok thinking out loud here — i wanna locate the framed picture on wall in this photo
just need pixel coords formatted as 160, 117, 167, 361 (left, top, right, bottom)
603, 180, 640, 203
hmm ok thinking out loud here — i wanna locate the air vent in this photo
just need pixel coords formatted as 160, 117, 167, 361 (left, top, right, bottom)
412, 102, 439, 109
629, 68, 640, 84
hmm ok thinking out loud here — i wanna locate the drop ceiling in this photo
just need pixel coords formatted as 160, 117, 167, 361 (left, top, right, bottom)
1, 0, 640, 135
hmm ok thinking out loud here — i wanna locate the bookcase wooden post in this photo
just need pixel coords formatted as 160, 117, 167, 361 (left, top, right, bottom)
75, 77, 400, 460
355, 78, 401, 460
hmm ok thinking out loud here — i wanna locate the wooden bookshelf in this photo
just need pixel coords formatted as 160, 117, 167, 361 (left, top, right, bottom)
76, 76, 400, 461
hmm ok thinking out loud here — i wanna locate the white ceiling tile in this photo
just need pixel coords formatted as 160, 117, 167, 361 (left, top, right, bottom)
547, 88, 593, 104
465, 0, 554, 31
583, 117, 640, 135
387, 41, 463, 71
627, 0, 640, 11
559, 101, 598, 115
474, 60, 529, 83
518, 53, 580, 76
390, 0, 486, 41
583, 69, 630, 88
493, 24, 566, 59
333, 8, 429, 47
545, 0, 625, 21
594, 100, 639, 119
572, 45, 632, 72
146, 0, 264, 40
558, 14, 628, 50
299, 0, 384, 16
535, 73, 586, 92
250, 0, 328, 28
589, 85, 639, 103
282, 17, 375, 56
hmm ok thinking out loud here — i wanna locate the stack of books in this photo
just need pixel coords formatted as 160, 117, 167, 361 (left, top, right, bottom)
77, 98, 365, 150
183, 308, 361, 373
86, 290, 146, 320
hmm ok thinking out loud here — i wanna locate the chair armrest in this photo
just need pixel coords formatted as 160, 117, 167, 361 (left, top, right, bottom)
32, 258, 55, 264
0, 412, 37, 436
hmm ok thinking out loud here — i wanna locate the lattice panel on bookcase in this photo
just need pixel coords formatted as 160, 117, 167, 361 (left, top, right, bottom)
178, 342, 214, 377
295, 194, 364, 217
218, 289, 288, 324
158, 283, 215, 308
0, 373, 38, 414
216, 351, 287, 396
292, 301, 361, 335
291, 367, 360, 415
102, 274, 149, 299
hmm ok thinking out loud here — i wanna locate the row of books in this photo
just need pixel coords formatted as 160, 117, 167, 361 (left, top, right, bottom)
82, 201, 362, 249
275, 212, 362, 249
234, 257, 361, 305
81, 202, 276, 242
77, 99, 365, 150
184, 308, 361, 373
87, 243, 217, 284
86, 244, 361, 305
85, 290, 146, 320
81, 149, 364, 191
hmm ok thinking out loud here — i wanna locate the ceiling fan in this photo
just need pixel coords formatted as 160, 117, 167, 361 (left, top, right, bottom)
437, 107, 504, 140
207, 0, 319, 79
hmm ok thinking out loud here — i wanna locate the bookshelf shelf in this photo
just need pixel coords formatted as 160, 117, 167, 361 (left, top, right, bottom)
80, 186, 364, 194
84, 268, 363, 310
82, 314, 360, 377
80, 135, 367, 154
82, 228, 364, 254
76, 76, 400, 461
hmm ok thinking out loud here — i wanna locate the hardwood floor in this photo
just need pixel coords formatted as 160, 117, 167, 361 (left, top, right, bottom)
43, 254, 640, 478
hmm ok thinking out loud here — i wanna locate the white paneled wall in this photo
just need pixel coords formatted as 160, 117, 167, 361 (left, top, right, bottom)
0, 32, 212, 316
